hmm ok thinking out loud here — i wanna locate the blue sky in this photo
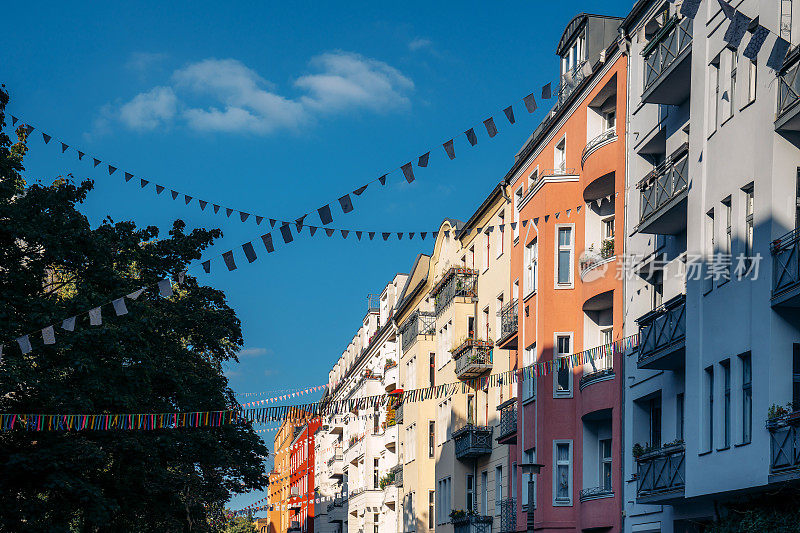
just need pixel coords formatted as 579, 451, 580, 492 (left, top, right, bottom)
3, 0, 633, 511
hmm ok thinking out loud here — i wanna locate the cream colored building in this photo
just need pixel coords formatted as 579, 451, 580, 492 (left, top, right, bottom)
396, 185, 513, 533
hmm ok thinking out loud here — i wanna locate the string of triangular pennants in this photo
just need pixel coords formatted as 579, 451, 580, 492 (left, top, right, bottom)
237, 386, 324, 398
0, 188, 619, 358
240, 385, 325, 408
0, 334, 638, 432
7, 83, 551, 235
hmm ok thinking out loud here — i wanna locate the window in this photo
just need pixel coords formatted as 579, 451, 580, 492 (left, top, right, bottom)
740, 353, 752, 443
524, 239, 538, 295
467, 394, 476, 425
429, 490, 435, 530
553, 441, 573, 505
429, 352, 435, 388
511, 462, 517, 501
437, 478, 451, 525
523, 343, 536, 400
373, 513, 379, 533
649, 396, 662, 448
407, 492, 415, 531
469, 246, 475, 270
651, 271, 664, 310
528, 168, 539, 190
602, 216, 615, 241
437, 399, 452, 444
603, 109, 616, 132
495, 466, 502, 515
555, 137, 566, 173
743, 184, 754, 270
374, 458, 379, 489
705, 209, 715, 293
466, 474, 475, 512
405, 424, 416, 462
514, 188, 523, 241
747, 59, 757, 103
556, 226, 574, 286
498, 211, 505, 257
676, 393, 685, 441
722, 359, 731, 448
484, 230, 491, 270
481, 471, 488, 514
600, 439, 612, 492
496, 294, 504, 339
723, 197, 732, 281
706, 366, 715, 451
794, 344, 800, 409
405, 356, 417, 390
522, 449, 536, 509
429, 421, 435, 458
483, 307, 490, 341
710, 57, 721, 133
554, 334, 573, 397
729, 50, 737, 119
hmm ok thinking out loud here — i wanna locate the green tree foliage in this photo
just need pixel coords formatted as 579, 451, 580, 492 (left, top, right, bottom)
0, 87, 268, 532
222, 516, 257, 533
704, 488, 800, 533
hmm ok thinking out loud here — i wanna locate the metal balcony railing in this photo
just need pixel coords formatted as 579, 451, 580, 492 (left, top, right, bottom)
453, 424, 493, 460
431, 267, 478, 317
768, 413, 800, 476
637, 295, 686, 369
556, 59, 591, 108
497, 299, 518, 343
772, 228, 800, 302
579, 486, 613, 501
643, 16, 692, 92
639, 152, 689, 227
636, 443, 686, 500
395, 402, 403, 424
453, 338, 494, 380
499, 498, 516, 533
399, 310, 436, 352
390, 464, 404, 487
779, 54, 800, 119
327, 449, 343, 467
496, 398, 517, 442
582, 128, 617, 166
453, 514, 493, 533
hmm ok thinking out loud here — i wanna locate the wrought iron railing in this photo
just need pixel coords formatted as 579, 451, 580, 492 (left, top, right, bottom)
582, 128, 617, 165
453, 424, 493, 460
768, 415, 800, 475
579, 486, 613, 501
542, 167, 577, 177
395, 402, 403, 424
497, 399, 517, 441
327, 448, 343, 467
453, 514, 493, 533
390, 463, 404, 487
778, 53, 800, 118
639, 152, 689, 226
498, 299, 518, 342
399, 310, 436, 352
453, 338, 494, 379
636, 443, 685, 499
772, 228, 800, 299
579, 368, 614, 390
643, 16, 692, 92
432, 267, 479, 317
499, 498, 516, 532
637, 295, 686, 367
557, 59, 591, 108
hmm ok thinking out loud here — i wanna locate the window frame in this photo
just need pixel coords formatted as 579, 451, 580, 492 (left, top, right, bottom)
553, 440, 573, 506
553, 333, 574, 398
740, 352, 752, 444
555, 224, 575, 289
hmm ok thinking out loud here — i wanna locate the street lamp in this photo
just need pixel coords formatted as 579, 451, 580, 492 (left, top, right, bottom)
520, 462, 544, 533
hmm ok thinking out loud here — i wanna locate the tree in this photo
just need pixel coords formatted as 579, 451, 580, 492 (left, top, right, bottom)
0, 87, 268, 532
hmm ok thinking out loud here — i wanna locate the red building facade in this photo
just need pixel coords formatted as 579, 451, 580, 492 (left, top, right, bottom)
287, 419, 320, 532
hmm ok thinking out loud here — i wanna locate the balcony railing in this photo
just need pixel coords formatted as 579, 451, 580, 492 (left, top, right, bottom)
395, 402, 403, 424
496, 398, 517, 444
453, 514, 493, 533
581, 128, 617, 166
636, 443, 686, 502
778, 50, 800, 124
454, 424, 493, 460
497, 299, 518, 345
579, 486, 613, 501
642, 16, 693, 100
452, 338, 494, 380
638, 151, 689, 233
390, 463, 404, 487
499, 498, 516, 533
637, 294, 686, 370
431, 267, 478, 317
557, 59, 591, 108
327, 448, 343, 467
772, 228, 800, 306
399, 310, 436, 352
768, 413, 800, 480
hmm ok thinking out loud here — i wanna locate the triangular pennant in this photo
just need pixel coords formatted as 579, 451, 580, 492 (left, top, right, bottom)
171, 190, 179, 200
255, 215, 263, 225
483, 117, 498, 137
418, 152, 430, 167
108, 165, 117, 175
353, 184, 368, 196
24, 125, 34, 135
62, 316, 77, 331
124, 172, 133, 182
409, 232, 415, 240
308, 226, 318, 236
295, 215, 307, 231
503, 105, 515, 124
11, 115, 18, 126
155, 184, 165, 194
77, 150, 85, 160
356, 231, 362, 240
443, 139, 456, 160
397, 232, 403, 240
382, 232, 390, 241
184, 195, 193, 205
421, 232, 427, 240
465, 128, 477, 146
523, 93, 538, 113
199, 200, 208, 210
226, 208, 234, 218
369, 232, 375, 240
140, 179, 149, 188
269, 218, 276, 227
378, 175, 387, 185
61, 142, 69, 153
341, 230, 349, 239
202, 260, 211, 273
42, 132, 51, 144
93, 158, 101, 167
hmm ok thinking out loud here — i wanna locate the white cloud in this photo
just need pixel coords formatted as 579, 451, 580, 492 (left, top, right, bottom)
239, 347, 272, 358
126, 52, 168, 73
296, 52, 414, 112
103, 51, 413, 135
408, 37, 433, 51
118, 86, 178, 130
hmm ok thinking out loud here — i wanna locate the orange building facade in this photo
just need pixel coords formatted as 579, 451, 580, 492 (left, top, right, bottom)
499, 13, 628, 532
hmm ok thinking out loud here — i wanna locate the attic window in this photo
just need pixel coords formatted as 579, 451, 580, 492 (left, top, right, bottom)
644, 4, 671, 40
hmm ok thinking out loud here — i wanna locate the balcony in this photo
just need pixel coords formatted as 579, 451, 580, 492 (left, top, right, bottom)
636, 443, 686, 503
499, 498, 516, 533
384, 361, 398, 391
636, 294, 686, 370
772, 228, 800, 307
581, 128, 617, 167
497, 299, 518, 349
776, 49, 800, 132
390, 463, 403, 487
580, 241, 616, 280
637, 147, 689, 235
453, 338, 494, 380
453, 514, 493, 533
432, 267, 478, 318
556, 59, 591, 109
328, 449, 344, 479
399, 310, 436, 353
395, 402, 403, 424
579, 486, 614, 502
496, 398, 517, 445
768, 412, 800, 483
641, 15, 692, 105
453, 424, 493, 461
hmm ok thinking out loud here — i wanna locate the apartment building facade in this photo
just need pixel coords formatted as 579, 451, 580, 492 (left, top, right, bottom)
270, 418, 304, 533
621, 0, 800, 531
315, 276, 407, 533
288, 419, 320, 532
498, 12, 628, 533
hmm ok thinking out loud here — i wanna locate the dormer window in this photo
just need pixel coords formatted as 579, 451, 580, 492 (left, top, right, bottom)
561, 32, 586, 76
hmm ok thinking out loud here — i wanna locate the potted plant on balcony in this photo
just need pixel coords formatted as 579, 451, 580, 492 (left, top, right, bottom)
661, 438, 684, 453
767, 403, 790, 428
601, 238, 615, 258
632, 443, 645, 461
449, 509, 467, 524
